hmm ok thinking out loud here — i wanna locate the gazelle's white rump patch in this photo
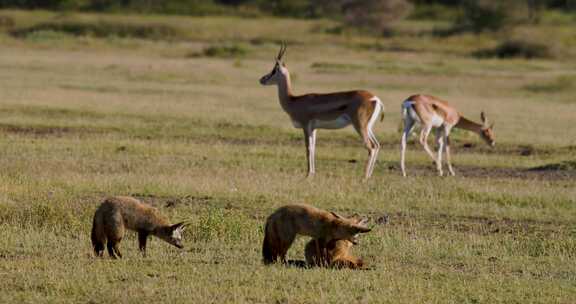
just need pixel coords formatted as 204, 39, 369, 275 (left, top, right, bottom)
402, 100, 421, 123
367, 97, 383, 133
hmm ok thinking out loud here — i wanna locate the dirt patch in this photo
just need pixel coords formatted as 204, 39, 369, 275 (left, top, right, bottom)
0, 123, 105, 137
372, 212, 569, 237
387, 163, 576, 181
529, 161, 576, 172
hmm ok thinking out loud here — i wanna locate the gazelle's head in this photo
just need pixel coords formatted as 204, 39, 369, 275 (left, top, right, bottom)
259, 43, 288, 86
155, 222, 186, 249
479, 111, 495, 147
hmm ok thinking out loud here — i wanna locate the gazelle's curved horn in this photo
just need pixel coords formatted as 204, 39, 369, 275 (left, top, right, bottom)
277, 42, 287, 61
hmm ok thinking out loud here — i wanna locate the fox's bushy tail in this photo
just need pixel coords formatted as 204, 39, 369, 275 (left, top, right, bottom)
91, 216, 104, 256
262, 222, 276, 264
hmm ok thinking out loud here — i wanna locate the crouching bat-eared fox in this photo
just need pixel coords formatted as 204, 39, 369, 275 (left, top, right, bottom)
91, 196, 187, 258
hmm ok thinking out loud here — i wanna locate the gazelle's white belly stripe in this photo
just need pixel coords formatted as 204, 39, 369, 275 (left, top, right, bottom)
429, 113, 444, 127
311, 114, 352, 130
291, 114, 352, 130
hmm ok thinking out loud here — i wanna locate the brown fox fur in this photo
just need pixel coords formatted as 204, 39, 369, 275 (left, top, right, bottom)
262, 204, 371, 264
305, 239, 363, 269
91, 196, 186, 258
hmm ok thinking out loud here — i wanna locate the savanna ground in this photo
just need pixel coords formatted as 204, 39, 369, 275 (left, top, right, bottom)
0, 9, 575, 303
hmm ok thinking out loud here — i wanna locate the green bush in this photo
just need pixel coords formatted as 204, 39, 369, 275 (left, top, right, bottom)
473, 39, 554, 59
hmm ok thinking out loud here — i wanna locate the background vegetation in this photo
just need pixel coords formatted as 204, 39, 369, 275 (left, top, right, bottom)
0, 2, 575, 303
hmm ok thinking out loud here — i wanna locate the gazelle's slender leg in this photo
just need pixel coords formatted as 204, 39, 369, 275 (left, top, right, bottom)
366, 130, 380, 178
363, 108, 382, 179
363, 101, 382, 179
444, 128, 455, 176
401, 118, 415, 177
303, 125, 317, 177
419, 126, 436, 162
435, 128, 444, 176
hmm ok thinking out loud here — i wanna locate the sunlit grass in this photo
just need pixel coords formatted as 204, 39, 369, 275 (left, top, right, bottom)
0, 9, 575, 303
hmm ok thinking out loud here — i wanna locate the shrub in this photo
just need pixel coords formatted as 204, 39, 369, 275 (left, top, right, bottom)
0, 15, 15, 29
523, 76, 576, 93
192, 44, 249, 58
473, 39, 554, 59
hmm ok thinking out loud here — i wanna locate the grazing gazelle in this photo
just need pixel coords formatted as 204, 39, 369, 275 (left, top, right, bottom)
400, 94, 495, 177
259, 43, 385, 179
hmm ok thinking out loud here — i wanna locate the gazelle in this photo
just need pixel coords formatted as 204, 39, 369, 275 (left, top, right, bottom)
259, 44, 385, 179
400, 94, 495, 177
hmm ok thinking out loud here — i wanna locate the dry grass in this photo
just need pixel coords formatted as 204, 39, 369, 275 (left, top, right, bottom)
0, 10, 575, 304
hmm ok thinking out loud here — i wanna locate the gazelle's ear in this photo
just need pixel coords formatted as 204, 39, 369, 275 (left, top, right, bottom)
480, 111, 487, 125
490, 122, 495, 129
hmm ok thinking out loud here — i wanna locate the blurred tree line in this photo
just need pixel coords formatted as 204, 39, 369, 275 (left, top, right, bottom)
1, 0, 575, 33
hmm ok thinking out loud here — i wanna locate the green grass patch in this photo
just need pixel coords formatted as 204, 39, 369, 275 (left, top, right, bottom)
11, 20, 186, 41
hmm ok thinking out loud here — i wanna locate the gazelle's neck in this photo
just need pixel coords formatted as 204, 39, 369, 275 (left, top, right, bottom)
455, 116, 484, 134
276, 70, 293, 109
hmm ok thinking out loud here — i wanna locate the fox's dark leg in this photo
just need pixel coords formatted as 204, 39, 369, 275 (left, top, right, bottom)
107, 241, 118, 259
278, 233, 296, 264
91, 233, 105, 257
93, 242, 105, 257
106, 238, 123, 259
113, 242, 123, 259
315, 238, 329, 267
138, 230, 148, 256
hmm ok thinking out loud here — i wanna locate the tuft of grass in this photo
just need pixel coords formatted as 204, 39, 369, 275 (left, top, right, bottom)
190, 43, 250, 58
193, 207, 250, 242
523, 75, 576, 94
310, 62, 365, 72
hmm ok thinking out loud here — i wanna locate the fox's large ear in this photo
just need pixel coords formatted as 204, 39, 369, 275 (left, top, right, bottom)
352, 225, 371, 234
347, 213, 360, 221
330, 211, 344, 219
356, 217, 370, 227
171, 222, 185, 231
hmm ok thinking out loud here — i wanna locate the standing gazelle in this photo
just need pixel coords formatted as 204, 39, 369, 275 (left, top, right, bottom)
259, 44, 385, 179
400, 94, 495, 177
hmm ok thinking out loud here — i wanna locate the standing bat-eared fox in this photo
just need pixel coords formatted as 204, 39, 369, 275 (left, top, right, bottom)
91, 196, 186, 258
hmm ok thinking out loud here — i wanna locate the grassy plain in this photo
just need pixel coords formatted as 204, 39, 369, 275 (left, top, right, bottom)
0, 9, 575, 303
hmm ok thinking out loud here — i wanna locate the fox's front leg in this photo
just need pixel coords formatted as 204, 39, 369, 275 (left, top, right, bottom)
314, 238, 327, 267
138, 230, 148, 256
